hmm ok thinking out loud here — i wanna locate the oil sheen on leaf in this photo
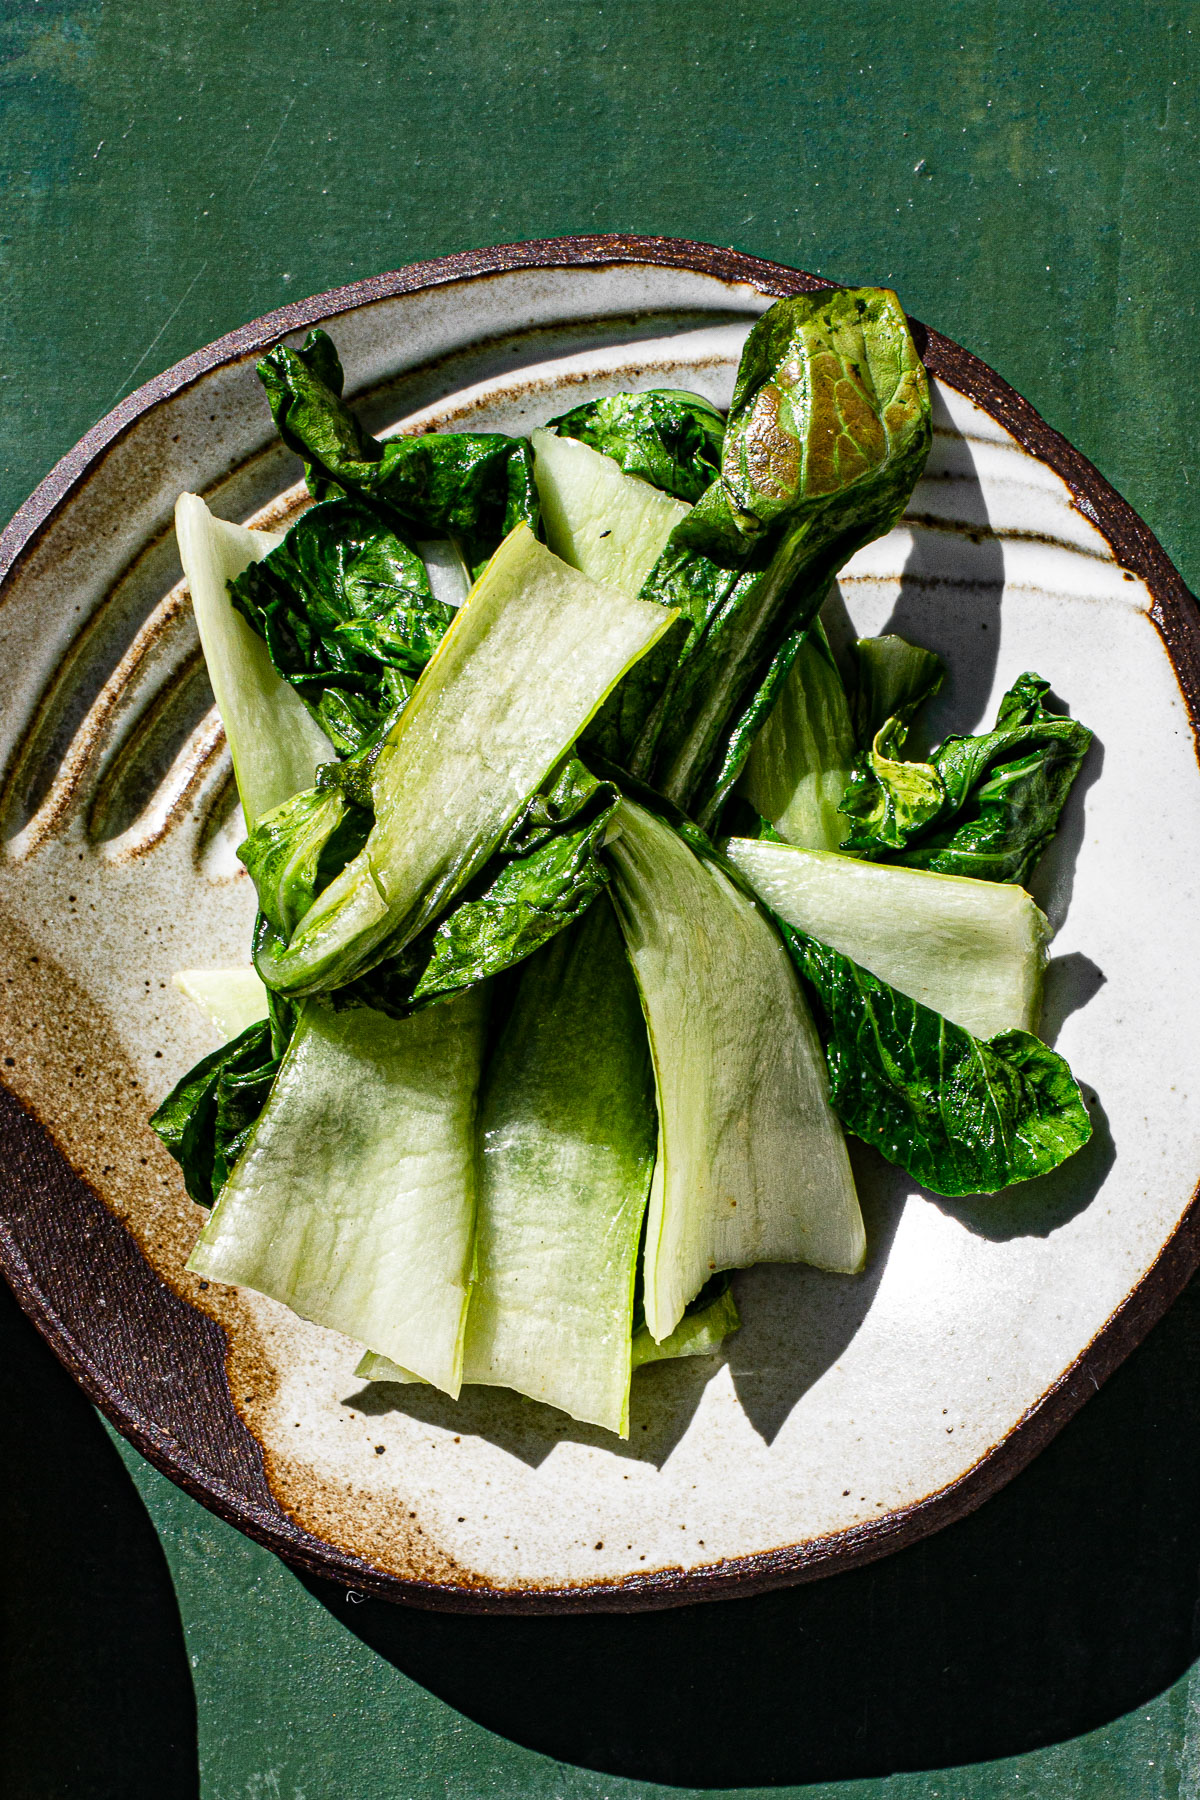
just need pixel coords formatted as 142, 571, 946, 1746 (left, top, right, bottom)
782, 928, 1092, 1197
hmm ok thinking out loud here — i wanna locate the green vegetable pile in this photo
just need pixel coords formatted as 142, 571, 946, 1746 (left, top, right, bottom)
153, 288, 1094, 1436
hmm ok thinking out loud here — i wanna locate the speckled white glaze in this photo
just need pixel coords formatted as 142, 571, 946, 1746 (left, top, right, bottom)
1, 259, 1195, 1597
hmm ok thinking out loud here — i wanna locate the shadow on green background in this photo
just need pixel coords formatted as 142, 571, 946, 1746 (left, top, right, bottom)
7, 1267, 1200, 1797
0, 1283, 198, 1798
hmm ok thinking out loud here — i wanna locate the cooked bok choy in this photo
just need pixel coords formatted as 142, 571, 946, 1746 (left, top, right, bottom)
724, 839, 1049, 1041
188, 992, 488, 1393
176, 495, 335, 823
154, 288, 1096, 1438
252, 523, 677, 998
609, 799, 863, 1341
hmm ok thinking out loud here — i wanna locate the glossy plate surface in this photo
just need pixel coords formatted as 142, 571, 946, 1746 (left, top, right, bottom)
1, 236, 1197, 1612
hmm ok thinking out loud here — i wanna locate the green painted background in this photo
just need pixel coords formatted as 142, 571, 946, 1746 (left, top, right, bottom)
1, 2, 1197, 1794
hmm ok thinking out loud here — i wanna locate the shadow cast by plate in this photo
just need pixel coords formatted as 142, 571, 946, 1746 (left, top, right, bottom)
303, 1266, 1200, 1789
0, 1280, 198, 1800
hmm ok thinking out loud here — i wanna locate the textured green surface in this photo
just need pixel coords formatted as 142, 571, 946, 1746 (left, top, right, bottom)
3, 1, 1198, 1794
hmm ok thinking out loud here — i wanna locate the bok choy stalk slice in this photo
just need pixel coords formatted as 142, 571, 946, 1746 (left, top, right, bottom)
532, 428, 691, 596
779, 929, 1092, 1197
252, 523, 678, 999
172, 968, 269, 1040
543, 389, 725, 503
738, 625, 857, 850
186, 989, 488, 1394
607, 799, 863, 1343
175, 493, 335, 824
725, 839, 1050, 1041
456, 898, 656, 1436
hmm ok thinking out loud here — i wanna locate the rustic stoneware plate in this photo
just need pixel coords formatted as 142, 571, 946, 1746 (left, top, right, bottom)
2, 236, 1197, 1613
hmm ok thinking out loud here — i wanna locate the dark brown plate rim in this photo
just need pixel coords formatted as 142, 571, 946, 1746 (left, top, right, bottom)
2, 233, 1198, 1614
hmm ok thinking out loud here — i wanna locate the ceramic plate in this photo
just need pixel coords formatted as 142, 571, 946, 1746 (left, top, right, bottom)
2, 236, 1197, 1613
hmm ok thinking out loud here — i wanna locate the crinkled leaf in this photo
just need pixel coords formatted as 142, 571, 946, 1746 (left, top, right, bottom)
228, 499, 453, 755
840, 714, 946, 849
238, 784, 371, 939
781, 926, 1092, 1196
839, 672, 1093, 883
722, 288, 929, 536
545, 389, 725, 503
257, 337, 538, 577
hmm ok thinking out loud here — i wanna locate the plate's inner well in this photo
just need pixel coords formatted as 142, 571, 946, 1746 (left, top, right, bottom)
2, 268, 1196, 1597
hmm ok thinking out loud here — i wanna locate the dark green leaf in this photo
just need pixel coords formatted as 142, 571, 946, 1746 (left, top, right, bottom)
256, 340, 538, 576
839, 672, 1093, 883
545, 389, 725, 503
150, 1019, 282, 1207
238, 783, 371, 939
229, 499, 453, 755
781, 927, 1092, 1197
840, 715, 946, 850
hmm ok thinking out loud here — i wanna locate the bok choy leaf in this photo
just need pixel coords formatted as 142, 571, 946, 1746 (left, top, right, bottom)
839, 672, 1093, 883
187, 989, 488, 1394
779, 927, 1092, 1197
151, 1019, 282, 1207
257, 332, 538, 578
227, 498, 455, 755
630, 288, 932, 824
543, 389, 725, 503
737, 629, 942, 851
607, 799, 863, 1343
175, 494, 335, 825
253, 524, 677, 999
